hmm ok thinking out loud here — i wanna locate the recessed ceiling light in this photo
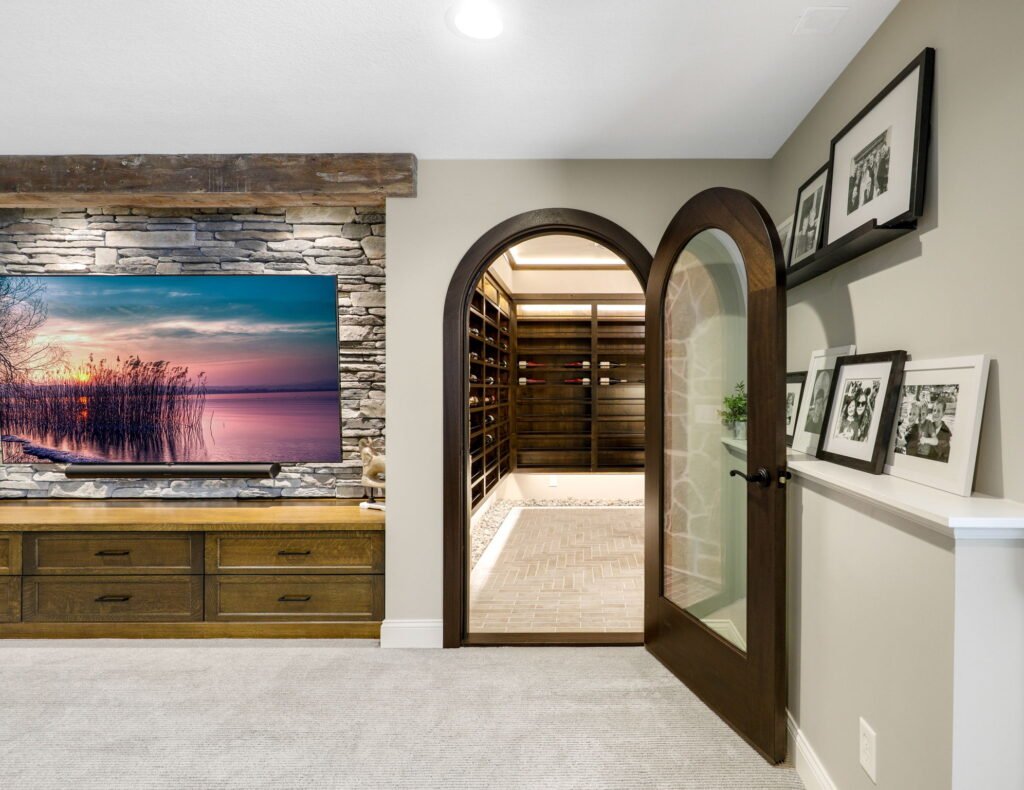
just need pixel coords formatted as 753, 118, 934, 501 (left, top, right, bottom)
446, 0, 504, 41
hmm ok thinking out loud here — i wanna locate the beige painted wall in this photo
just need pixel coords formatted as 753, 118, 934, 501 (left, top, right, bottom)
768, 0, 1024, 502
385, 159, 769, 628
788, 482, 956, 790
769, 0, 1024, 787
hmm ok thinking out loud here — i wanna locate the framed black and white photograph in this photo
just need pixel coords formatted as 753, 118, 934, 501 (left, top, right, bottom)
826, 48, 934, 243
817, 351, 907, 474
786, 371, 806, 447
777, 215, 795, 267
791, 164, 829, 265
792, 345, 855, 454
885, 355, 990, 496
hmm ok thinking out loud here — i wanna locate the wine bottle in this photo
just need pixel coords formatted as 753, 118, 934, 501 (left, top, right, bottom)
519, 360, 542, 369
470, 351, 479, 361
485, 413, 496, 424
499, 360, 508, 369
518, 377, 545, 385
484, 433, 495, 445
499, 341, 509, 350
469, 327, 480, 337
565, 377, 591, 385
469, 373, 479, 383
469, 395, 480, 406
599, 361, 645, 368
485, 356, 495, 365
486, 334, 496, 344
565, 360, 591, 369
484, 376, 496, 385
599, 377, 644, 385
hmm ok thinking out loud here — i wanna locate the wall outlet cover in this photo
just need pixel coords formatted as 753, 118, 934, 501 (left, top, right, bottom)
859, 717, 878, 783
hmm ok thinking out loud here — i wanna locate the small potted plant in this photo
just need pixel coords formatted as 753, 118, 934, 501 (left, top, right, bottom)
719, 381, 748, 440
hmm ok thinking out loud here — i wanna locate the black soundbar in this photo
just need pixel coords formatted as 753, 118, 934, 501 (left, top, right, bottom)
63, 463, 282, 480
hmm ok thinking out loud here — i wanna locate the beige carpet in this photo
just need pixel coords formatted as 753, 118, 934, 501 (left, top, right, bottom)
0, 641, 803, 789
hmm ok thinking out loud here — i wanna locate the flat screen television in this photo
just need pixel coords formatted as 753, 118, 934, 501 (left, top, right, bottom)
0, 275, 342, 467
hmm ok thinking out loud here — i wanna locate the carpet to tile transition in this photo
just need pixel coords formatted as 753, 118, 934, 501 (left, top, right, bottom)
0, 641, 802, 790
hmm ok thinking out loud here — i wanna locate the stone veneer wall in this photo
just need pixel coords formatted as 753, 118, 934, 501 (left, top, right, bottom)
0, 206, 384, 499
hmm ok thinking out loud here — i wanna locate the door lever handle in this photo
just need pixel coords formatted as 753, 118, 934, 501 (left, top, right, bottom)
729, 468, 772, 487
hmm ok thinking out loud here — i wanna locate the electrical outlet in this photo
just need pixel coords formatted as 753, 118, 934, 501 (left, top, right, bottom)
859, 717, 878, 784
547, 475, 558, 488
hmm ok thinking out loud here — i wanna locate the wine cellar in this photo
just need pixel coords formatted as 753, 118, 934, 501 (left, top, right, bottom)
467, 275, 645, 511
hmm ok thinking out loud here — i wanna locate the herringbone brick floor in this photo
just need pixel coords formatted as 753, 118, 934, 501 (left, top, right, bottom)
468, 507, 644, 633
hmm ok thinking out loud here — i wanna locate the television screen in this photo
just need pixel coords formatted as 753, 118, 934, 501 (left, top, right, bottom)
0, 275, 342, 464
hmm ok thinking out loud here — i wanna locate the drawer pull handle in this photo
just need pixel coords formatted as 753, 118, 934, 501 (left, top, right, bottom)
95, 595, 132, 603
95, 550, 131, 557
278, 594, 312, 603
278, 550, 312, 557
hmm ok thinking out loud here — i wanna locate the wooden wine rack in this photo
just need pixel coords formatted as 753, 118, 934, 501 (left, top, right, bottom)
513, 297, 645, 474
467, 273, 513, 510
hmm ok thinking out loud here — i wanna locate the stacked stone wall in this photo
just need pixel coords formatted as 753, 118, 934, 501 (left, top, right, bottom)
0, 205, 385, 499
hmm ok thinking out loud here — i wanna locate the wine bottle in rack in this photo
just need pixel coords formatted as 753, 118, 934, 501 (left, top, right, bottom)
518, 360, 542, 369
518, 377, 545, 385
484, 433, 495, 446
599, 377, 644, 385
565, 360, 591, 369
486, 334, 496, 344
565, 377, 591, 385
499, 340, 509, 350
470, 351, 479, 361
469, 395, 480, 406
484, 376, 496, 385
469, 373, 479, 383
499, 360, 508, 368
485, 413, 496, 424
598, 361, 626, 368
485, 356, 495, 364
470, 327, 480, 337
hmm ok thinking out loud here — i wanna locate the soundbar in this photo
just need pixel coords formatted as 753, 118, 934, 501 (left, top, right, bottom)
64, 464, 282, 480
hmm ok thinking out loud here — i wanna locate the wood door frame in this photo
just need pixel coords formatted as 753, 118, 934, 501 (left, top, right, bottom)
645, 187, 787, 762
443, 209, 652, 648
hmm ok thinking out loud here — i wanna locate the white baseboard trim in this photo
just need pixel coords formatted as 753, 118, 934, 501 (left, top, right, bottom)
380, 619, 444, 648
787, 711, 838, 790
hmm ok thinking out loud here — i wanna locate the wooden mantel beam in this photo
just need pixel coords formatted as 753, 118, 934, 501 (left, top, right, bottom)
0, 153, 417, 208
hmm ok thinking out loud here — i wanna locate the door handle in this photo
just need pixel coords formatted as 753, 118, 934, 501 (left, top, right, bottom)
277, 550, 312, 557
278, 595, 312, 603
95, 594, 132, 603
729, 468, 772, 487
95, 549, 131, 557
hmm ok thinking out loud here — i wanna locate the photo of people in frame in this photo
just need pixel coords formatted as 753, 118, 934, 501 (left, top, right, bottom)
793, 184, 825, 261
847, 127, 892, 214
804, 370, 832, 434
894, 384, 958, 463
832, 379, 881, 443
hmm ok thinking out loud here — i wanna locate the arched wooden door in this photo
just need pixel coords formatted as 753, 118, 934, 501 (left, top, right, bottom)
644, 188, 788, 762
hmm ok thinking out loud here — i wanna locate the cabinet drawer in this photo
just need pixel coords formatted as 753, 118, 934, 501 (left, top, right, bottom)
205, 574, 382, 622
205, 532, 383, 574
24, 532, 202, 575
0, 533, 21, 575
0, 576, 20, 622
23, 576, 203, 622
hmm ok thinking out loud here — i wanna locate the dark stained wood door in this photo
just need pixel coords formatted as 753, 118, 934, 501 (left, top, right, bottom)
644, 188, 788, 762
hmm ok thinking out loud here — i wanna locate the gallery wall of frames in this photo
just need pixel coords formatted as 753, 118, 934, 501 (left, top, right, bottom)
777, 48, 935, 289
777, 47, 991, 498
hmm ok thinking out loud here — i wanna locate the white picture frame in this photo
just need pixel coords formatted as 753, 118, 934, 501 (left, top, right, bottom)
884, 355, 990, 497
791, 345, 856, 455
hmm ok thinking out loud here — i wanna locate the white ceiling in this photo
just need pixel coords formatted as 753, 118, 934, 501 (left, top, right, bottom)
0, 1, 899, 158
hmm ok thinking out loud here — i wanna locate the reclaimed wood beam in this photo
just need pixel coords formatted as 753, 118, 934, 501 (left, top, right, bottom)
0, 153, 417, 208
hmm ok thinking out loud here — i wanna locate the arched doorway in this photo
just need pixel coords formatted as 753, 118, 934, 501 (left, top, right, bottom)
442, 209, 653, 648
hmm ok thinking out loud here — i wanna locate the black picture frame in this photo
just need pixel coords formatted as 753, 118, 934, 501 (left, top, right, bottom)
826, 47, 935, 243
785, 371, 807, 447
790, 163, 830, 266
816, 351, 907, 474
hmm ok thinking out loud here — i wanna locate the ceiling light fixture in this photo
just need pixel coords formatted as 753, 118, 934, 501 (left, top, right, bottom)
446, 0, 504, 41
